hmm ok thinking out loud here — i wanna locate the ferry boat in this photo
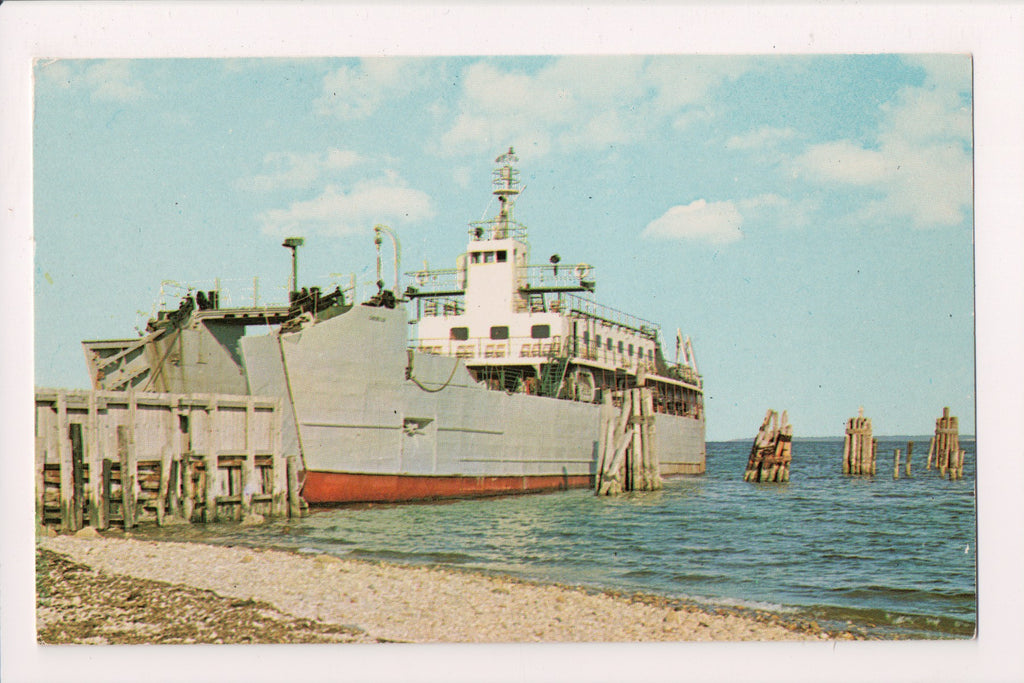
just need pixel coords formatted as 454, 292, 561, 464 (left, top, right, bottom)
83, 148, 706, 503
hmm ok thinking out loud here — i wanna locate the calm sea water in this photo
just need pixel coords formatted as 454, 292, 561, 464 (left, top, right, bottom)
134, 438, 976, 639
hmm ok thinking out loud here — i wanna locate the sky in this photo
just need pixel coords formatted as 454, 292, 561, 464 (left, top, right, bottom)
32, 53, 974, 440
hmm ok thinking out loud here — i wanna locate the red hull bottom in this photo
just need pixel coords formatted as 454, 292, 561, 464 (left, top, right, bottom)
302, 470, 594, 504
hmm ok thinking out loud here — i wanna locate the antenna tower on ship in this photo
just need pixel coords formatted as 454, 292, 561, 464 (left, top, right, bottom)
492, 146, 520, 239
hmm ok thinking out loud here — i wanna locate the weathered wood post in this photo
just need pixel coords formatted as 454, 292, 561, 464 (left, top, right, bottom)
843, 410, 872, 476
744, 409, 792, 483
34, 412, 45, 534
642, 387, 662, 490
242, 396, 257, 520
116, 425, 134, 530
271, 399, 287, 517
56, 391, 76, 531
905, 441, 913, 477
893, 449, 901, 479
70, 422, 85, 530
101, 458, 114, 529
595, 391, 614, 493
183, 399, 199, 522
86, 392, 103, 528
204, 397, 219, 523
287, 454, 301, 518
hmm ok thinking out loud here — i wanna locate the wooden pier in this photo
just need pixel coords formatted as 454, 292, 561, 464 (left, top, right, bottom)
35, 389, 300, 533
595, 387, 662, 495
743, 409, 792, 482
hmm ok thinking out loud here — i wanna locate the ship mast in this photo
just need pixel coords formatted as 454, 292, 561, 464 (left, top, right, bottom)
492, 147, 520, 239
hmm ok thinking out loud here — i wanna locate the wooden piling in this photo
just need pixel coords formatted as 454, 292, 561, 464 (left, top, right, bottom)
56, 391, 75, 531
101, 459, 114, 529
744, 409, 792, 483
596, 387, 661, 495
242, 396, 257, 519
905, 441, 913, 477
287, 454, 301, 518
271, 400, 287, 517
204, 398, 219, 523
86, 392, 103, 528
116, 425, 134, 530
70, 422, 85, 530
34, 418, 45, 535
893, 449, 901, 479
843, 412, 875, 476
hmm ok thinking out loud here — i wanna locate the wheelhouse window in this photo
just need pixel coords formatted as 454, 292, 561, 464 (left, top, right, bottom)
496, 250, 507, 262
628, 343, 634, 356
484, 251, 495, 263
490, 326, 509, 340
470, 252, 482, 264
617, 341, 624, 354
530, 324, 550, 339
607, 338, 613, 350
450, 326, 469, 340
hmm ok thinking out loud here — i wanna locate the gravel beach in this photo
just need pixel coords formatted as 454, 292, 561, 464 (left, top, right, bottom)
37, 534, 857, 644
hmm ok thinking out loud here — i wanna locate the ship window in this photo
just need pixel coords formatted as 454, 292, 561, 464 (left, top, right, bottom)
618, 341, 624, 353
607, 338, 613, 350
490, 326, 509, 340
450, 326, 469, 341
484, 251, 495, 263
628, 343, 634, 356
496, 250, 507, 262
471, 252, 482, 264
596, 334, 602, 347
648, 349, 653, 360
582, 331, 590, 346
531, 324, 550, 339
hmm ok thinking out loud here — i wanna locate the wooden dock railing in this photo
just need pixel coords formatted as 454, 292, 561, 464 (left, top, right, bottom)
35, 389, 300, 532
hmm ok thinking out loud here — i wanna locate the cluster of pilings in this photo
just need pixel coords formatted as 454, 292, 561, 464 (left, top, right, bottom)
843, 409, 876, 475
841, 406, 967, 480
743, 409, 792, 483
596, 387, 662, 495
928, 407, 966, 479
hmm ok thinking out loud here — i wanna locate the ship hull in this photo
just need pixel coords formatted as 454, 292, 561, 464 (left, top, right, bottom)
302, 470, 593, 504
240, 304, 706, 505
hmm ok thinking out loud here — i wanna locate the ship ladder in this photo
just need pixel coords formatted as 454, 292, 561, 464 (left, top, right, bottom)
540, 356, 571, 398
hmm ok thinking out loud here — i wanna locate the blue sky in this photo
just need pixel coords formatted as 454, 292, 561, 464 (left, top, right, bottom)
32, 54, 974, 440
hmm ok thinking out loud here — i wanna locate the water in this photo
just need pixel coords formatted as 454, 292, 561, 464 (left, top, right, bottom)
134, 438, 976, 639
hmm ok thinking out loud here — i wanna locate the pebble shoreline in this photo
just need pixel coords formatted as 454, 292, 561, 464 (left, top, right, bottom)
38, 534, 857, 644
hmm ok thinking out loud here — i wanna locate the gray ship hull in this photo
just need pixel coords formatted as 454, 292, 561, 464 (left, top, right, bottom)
240, 304, 706, 504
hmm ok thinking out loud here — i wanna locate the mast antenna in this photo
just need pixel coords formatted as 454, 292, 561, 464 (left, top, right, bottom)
492, 146, 520, 238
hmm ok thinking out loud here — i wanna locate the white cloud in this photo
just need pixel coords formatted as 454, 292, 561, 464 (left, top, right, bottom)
642, 199, 743, 245
790, 55, 972, 230
315, 58, 430, 119
238, 149, 363, 192
795, 140, 893, 185
725, 126, 797, 151
257, 176, 434, 236
82, 61, 144, 102
437, 56, 754, 157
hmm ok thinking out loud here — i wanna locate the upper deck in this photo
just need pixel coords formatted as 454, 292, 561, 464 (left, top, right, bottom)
406, 148, 701, 391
